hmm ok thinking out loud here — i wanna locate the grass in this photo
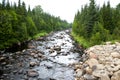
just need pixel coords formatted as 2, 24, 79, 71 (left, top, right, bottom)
71, 31, 120, 49
71, 32, 90, 48
33, 31, 48, 39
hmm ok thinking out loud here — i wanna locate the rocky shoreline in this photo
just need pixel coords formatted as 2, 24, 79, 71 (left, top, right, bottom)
74, 42, 120, 80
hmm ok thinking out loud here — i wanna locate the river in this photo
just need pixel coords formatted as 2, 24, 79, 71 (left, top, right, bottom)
0, 30, 83, 80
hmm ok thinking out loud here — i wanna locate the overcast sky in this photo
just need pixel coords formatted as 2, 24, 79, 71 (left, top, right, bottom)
1, 0, 120, 23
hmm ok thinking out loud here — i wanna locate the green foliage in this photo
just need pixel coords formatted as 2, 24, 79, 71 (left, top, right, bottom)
71, 32, 90, 48
0, 0, 70, 50
33, 31, 47, 39
26, 16, 38, 37
72, 0, 120, 48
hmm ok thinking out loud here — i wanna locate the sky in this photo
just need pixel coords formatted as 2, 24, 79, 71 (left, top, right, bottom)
1, 0, 120, 23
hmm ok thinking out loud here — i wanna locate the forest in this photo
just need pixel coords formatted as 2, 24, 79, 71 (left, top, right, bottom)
0, 0, 71, 50
72, 0, 120, 48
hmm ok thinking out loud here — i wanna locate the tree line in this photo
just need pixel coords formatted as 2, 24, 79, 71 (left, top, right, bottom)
0, 0, 71, 50
72, 0, 120, 48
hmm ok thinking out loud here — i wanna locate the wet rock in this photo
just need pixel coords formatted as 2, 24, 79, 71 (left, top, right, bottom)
28, 45, 36, 49
49, 48, 54, 53
30, 53, 35, 56
76, 69, 83, 77
22, 49, 26, 53
50, 52, 57, 57
111, 70, 120, 80
53, 46, 61, 51
46, 46, 51, 49
49, 78, 56, 80
13, 70, 18, 74
0, 57, 6, 62
0, 70, 3, 75
38, 53, 44, 58
18, 69, 24, 74
74, 65, 82, 70
1, 62, 7, 65
29, 61, 37, 67
27, 69, 39, 77
33, 54, 38, 58
37, 37, 45, 41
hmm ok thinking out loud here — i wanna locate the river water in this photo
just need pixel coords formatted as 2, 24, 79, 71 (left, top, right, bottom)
0, 30, 83, 80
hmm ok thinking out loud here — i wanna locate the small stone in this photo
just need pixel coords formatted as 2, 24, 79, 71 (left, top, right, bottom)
92, 65, 97, 71
30, 53, 35, 56
85, 67, 92, 74
0, 57, 6, 62
34, 54, 38, 58
18, 69, 23, 74
75, 65, 81, 69
28, 46, 35, 49
13, 70, 17, 74
83, 74, 96, 80
96, 64, 104, 70
54, 46, 61, 51
76, 69, 83, 77
29, 62, 37, 67
49, 49, 54, 53
1, 62, 7, 65
27, 70, 39, 77
89, 52, 98, 59
38, 53, 44, 58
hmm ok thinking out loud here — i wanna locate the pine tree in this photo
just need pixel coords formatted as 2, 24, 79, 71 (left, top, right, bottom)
6, 0, 10, 10
85, 0, 98, 38
2, 0, 6, 9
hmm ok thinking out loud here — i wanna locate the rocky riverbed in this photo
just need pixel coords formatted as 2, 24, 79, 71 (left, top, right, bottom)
74, 42, 120, 80
0, 30, 83, 80
1, 30, 120, 80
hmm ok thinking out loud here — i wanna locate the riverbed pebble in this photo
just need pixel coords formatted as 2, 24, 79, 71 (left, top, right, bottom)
27, 69, 39, 77
75, 42, 120, 80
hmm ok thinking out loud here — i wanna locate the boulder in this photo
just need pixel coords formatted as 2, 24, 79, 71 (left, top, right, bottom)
111, 70, 120, 80
86, 58, 99, 68
100, 74, 110, 80
111, 52, 120, 58
92, 69, 110, 80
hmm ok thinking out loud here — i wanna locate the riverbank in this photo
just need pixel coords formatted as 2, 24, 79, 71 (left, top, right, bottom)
74, 42, 120, 80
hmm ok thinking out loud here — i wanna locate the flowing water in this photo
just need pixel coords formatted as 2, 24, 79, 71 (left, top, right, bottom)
0, 30, 83, 80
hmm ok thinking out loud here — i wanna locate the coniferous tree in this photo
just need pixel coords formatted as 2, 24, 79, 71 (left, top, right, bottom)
85, 0, 98, 38
0, 0, 70, 49
72, 0, 120, 47
6, 0, 10, 10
